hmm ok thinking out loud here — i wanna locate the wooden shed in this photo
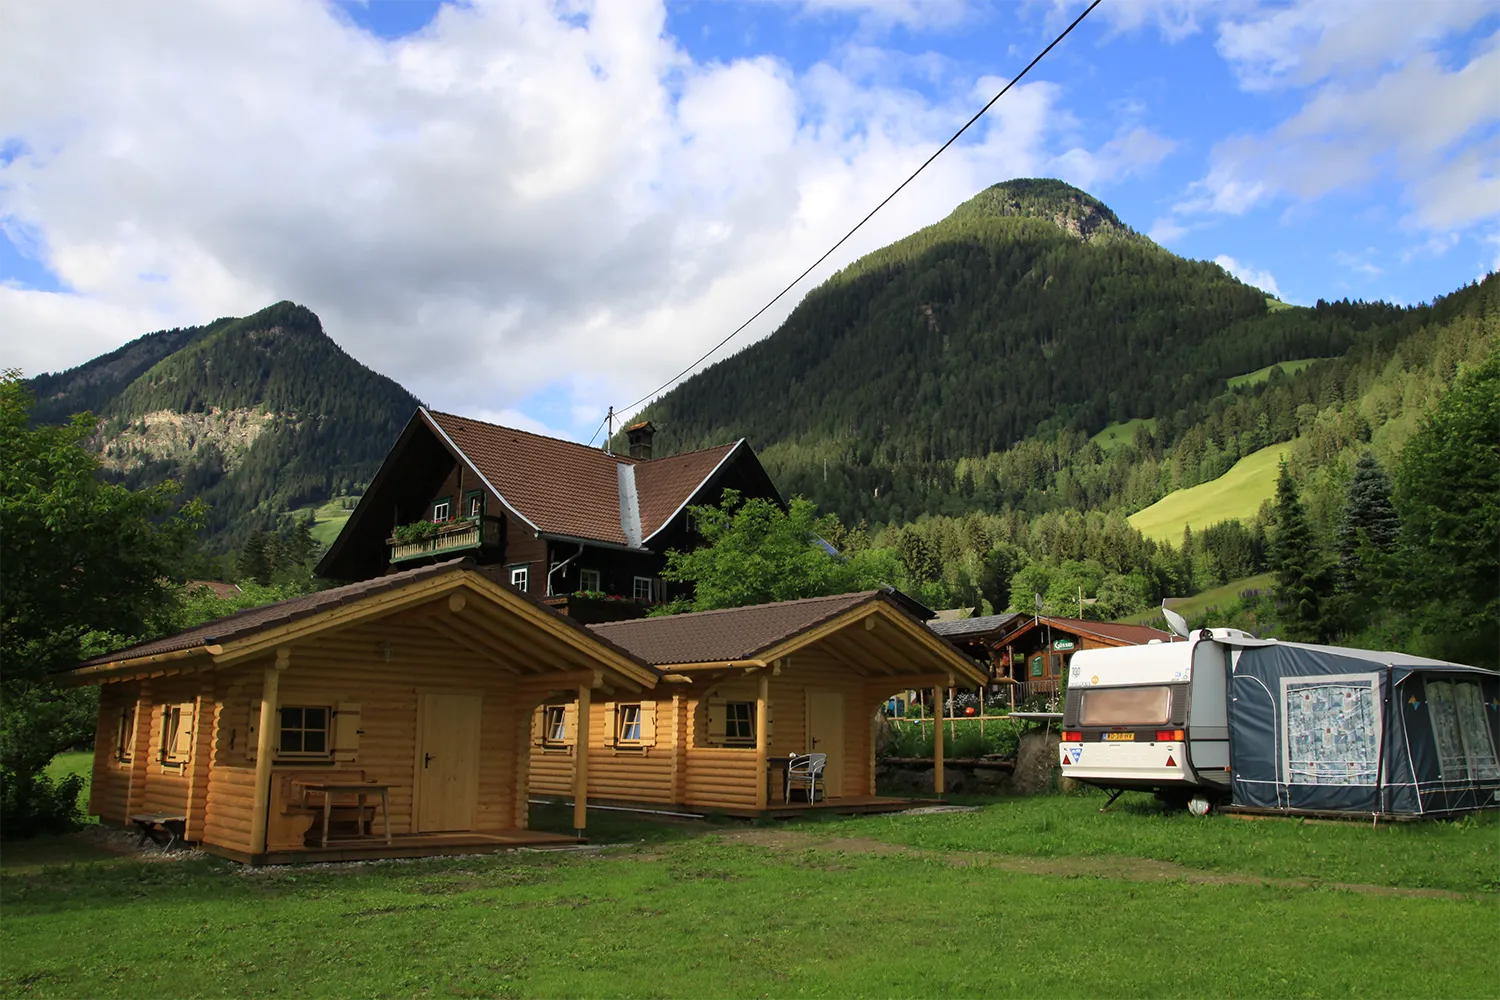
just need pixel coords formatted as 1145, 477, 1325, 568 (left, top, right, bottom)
528, 591, 989, 816
69, 560, 657, 863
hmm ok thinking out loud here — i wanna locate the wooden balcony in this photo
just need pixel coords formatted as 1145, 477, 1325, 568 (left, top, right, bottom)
388, 517, 500, 564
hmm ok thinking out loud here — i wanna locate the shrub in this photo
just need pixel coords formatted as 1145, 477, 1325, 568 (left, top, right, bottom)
0, 768, 83, 839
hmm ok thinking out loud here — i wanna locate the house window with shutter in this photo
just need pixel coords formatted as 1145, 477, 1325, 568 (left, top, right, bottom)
464, 490, 484, 519
724, 702, 755, 746
544, 706, 567, 745
115, 704, 136, 762
160, 703, 195, 766
617, 704, 643, 744
278, 707, 332, 758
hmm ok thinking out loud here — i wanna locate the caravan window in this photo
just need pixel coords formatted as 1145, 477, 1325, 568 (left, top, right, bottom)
1282, 677, 1381, 786
1428, 680, 1500, 782
1079, 686, 1170, 726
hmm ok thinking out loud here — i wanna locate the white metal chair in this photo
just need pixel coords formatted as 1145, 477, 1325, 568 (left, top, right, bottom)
784, 753, 828, 803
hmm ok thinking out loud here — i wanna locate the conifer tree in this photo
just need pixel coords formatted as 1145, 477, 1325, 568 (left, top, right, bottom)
239, 530, 271, 586
1270, 462, 1329, 642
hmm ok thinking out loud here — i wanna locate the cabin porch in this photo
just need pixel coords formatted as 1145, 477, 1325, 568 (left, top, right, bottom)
206, 827, 581, 866
533, 793, 938, 822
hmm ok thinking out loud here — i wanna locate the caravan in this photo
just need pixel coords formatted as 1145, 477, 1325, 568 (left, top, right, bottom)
1059, 627, 1500, 817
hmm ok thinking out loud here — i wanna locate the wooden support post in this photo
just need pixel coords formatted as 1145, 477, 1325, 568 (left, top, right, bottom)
755, 671, 770, 811
573, 683, 590, 834
979, 687, 986, 738
949, 686, 956, 740
250, 648, 289, 855
932, 685, 944, 795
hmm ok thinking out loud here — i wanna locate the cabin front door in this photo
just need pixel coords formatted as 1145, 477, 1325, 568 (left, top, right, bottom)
415, 693, 482, 833
806, 690, 845, 797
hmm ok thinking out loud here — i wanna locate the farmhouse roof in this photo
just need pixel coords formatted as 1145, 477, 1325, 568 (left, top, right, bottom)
995, 615, 1181, 646
929, 611, 1024, 639
426, 409, 743, 545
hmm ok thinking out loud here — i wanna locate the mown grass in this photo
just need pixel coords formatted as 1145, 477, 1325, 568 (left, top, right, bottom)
1128, 443, 1289, 542
283, 496, 358, 548
1114, 572, 1275, 626
3, 803, 1496, 1000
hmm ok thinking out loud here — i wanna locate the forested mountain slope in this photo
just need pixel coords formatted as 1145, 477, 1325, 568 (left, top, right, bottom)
631, 179, 1433, 525
26, 301, 420, 546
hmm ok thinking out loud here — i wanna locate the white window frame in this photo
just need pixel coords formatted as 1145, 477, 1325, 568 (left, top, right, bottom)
633, 576, 653, 602
544, 705, 568, 745
579, 568, 602, 593
432, 498, 451, 523
510, 564, 529, 592
277, 705, 333, 759
617, 704, 643, 744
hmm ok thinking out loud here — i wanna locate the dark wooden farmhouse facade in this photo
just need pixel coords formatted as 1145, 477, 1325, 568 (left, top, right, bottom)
318, 410, 781, 619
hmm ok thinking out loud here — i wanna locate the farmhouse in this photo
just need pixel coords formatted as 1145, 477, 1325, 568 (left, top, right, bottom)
529, 590, 990, 816
70, 560, 656, 863
317, 409, 781, 621
930, 613, 1179, 703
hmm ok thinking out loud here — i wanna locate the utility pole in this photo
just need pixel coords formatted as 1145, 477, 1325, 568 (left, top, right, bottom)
604, 407, 614, 455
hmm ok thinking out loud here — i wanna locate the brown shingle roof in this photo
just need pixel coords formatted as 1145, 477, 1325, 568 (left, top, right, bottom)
426, 410, 742, 546
995, 615, 1181, 646
74, 560, 652, 674
929, 612, 1024, 639
590, 591, 883, 665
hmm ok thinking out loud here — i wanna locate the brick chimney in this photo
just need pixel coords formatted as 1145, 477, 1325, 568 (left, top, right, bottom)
625, 420, 656, 460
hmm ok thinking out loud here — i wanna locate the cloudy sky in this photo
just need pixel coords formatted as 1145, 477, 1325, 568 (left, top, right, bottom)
3, 0, 1497, 441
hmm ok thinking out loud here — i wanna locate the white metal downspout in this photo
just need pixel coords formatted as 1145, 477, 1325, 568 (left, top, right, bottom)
547, 543, 586, 597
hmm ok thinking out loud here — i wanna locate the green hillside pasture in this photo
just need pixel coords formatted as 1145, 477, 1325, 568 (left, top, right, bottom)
284, 496, 359, 549
1090, 417, 1156, 452
1128, 443, 1288, 543
1228, 357, 1328, 389
1116, 572, 1275, 626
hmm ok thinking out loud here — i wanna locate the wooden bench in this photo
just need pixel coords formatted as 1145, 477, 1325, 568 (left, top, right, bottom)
130, 812, 187, 851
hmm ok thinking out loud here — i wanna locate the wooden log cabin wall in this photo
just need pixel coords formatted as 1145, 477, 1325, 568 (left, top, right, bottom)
530, 591, 989, 814
73, 562, 656, 863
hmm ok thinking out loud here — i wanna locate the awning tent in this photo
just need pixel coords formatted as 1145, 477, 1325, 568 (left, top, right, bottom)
1224, 640, 1500, 816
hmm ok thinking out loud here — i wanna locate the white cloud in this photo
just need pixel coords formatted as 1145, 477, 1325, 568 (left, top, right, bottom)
0, 0, 1149, 432
1332, 249, 1383, 278
1214, 254, 1284, 299
1146, 217, 1188, 245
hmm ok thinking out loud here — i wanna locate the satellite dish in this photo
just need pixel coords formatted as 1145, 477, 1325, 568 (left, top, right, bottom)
1162, 602, 1191, 639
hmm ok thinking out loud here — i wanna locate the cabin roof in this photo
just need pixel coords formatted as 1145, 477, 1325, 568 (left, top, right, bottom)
993, 615, 1180, 647
73, 558, 651, 677
426, 409, 743, 545
928, 611, 1023, 639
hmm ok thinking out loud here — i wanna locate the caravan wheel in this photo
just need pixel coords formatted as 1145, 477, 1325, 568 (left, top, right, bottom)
1188, 795, 1213, 816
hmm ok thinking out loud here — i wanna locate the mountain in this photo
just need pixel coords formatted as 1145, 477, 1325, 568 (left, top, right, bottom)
629, 178, 1463, 525
27, 301, 420, 545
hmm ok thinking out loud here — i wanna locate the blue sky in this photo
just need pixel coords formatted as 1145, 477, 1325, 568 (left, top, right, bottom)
3, 0, 1497, 442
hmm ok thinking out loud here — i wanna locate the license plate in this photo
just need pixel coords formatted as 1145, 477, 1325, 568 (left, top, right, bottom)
1102, 732, 1135, 741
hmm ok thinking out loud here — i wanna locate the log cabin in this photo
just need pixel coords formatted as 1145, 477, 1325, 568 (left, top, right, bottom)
316, 410, 781, 623
528, 590, 990, 816
68, 560, 657, 864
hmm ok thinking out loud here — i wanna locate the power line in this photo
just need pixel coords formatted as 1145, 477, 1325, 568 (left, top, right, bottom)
610, 0, 1103, 421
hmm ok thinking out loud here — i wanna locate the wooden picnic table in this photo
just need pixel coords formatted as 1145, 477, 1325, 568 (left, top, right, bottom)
297, 782, 393, 848
130, 812, 187, 850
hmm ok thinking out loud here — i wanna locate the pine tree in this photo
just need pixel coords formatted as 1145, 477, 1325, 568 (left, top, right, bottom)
1270, 462, 1329, 642
239, 530, 271, 586
1337, 451, 1399, 567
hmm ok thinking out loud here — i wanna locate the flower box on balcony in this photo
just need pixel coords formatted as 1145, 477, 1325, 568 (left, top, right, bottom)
387, 517, 492, 563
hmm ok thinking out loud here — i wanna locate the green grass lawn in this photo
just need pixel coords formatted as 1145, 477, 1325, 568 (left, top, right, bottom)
3, 793, 1495, 998
1227, 357, 1328, 389
1114, 572, 1275, 627
1090, 417, 1156, 452
284, 496, 359, 549
1128, 443, 1288, 543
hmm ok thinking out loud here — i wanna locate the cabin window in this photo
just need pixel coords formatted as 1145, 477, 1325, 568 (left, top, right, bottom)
115, 704, 136, 762
1078, 686, 1171, 727
464, 490, 484, 519
617, 704, 643, 744
278, 706, 331, 757
510, 564, 529, 592
432, 497, 452, 523
633, 576, 653, 602
724, 702, 755, 746
160, 703, 195, 765
579, 568, 601, 593
544, 706, 568, 745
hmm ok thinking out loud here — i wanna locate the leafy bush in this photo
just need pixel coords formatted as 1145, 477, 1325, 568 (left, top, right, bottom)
0, 768, 83, 838
391, 521, 439, 544
882, 717, 1024, 759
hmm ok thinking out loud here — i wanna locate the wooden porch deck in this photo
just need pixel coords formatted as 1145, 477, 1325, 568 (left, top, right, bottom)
721, 795, 939, 819
205, 829, 582, 866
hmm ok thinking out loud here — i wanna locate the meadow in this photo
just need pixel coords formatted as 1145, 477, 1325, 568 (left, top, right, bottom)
1127, 442, 1289, 543
3, 782, 1495, 999
1114, 572, 1275, 627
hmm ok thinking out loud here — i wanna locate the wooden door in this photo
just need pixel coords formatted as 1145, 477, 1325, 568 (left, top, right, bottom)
806, 691, 845, 797
416, 693, 482, 833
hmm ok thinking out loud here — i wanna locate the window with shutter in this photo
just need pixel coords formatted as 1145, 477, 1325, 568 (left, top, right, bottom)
723, 702, 755, 746
562, 703, 578, 744
616, 704, 643, 745
636, 701, 657, 746
161, 703, 195, 765
602, 702, 618, 748
115, 704, 136, 762
278, 706, 332, 757
706, 699, 728, 744
333, 702, 361, 761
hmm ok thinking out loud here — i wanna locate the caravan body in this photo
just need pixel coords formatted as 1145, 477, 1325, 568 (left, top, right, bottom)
1057, 630, 1241, 798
